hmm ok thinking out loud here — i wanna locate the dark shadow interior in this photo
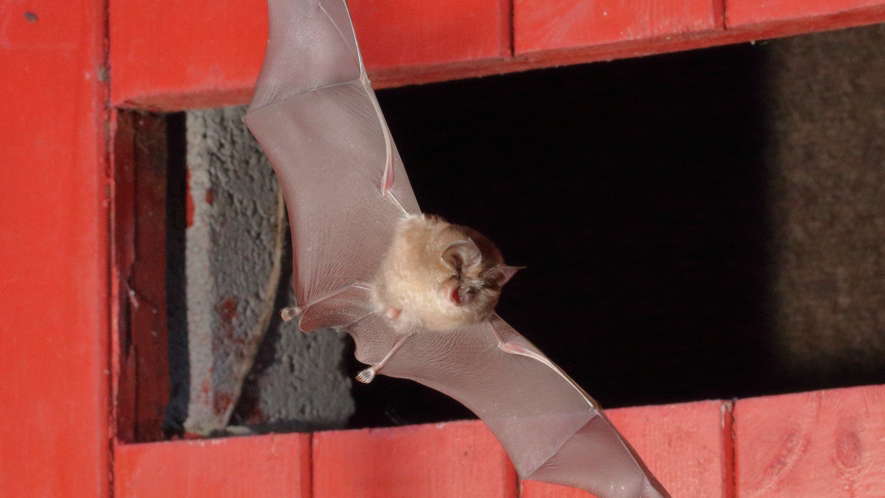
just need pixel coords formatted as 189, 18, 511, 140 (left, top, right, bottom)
163, 33, 885, 431
349, 43, 776, 426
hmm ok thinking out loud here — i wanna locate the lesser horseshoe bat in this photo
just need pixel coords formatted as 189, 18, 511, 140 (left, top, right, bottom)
244, 0, 670, 496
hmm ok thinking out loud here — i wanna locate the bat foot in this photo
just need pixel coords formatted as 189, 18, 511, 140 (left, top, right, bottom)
280, 306, 302, 322
355, 367, 376, 384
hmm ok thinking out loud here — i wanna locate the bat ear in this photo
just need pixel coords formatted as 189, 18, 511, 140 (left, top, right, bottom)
442, 238, 482, 274
494, 265, 522, 287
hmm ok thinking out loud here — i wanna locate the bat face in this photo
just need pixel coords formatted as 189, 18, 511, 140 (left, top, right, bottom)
373, 214, 518, 332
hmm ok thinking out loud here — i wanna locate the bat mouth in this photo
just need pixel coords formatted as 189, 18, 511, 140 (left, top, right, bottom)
448, 280, 484, 307
451, 286, 462, 304
445, 279, 474, 306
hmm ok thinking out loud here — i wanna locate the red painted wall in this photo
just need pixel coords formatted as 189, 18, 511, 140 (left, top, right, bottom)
0, 0, 110, 496
107, 0, 885, 110
3, 0, 885, 496
112, 386, 885, 497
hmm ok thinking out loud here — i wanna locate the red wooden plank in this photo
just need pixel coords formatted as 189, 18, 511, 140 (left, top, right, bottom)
513, 0, 724, 55
114, 434, 311, 497
734, 385, 885, 497
313, 420, 517, 498
727, 0, 885, 28
111, 113, 172, 442
349, 0, 510, 70
522, 401, 733, 498
0, 0, 110, 497
108, 0, 266, 109
107, 0, 885, 108
109, 0, 509, 110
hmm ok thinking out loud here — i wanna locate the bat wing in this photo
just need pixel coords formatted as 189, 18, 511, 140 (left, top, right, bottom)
348, 306, 669, 498
245, 1, 669, 496
245, 0, 419, 329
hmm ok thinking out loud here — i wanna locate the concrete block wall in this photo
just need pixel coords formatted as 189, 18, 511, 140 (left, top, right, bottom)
173, 106, 353, 435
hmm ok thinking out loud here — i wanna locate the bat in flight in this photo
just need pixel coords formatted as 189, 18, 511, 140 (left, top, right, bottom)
244, 0, 670, 496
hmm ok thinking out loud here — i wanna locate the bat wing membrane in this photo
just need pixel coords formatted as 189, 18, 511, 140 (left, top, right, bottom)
348, 314, 669, 498
245, 0, 669, 496
245, 0, 419, 324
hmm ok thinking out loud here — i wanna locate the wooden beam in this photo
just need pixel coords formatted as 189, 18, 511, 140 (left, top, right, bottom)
108, 0, 510, 109
108, 0, 885, 110
114, 434, 312, 497
522, 401, 734, 498
727, 0, 885, 27
512, 0, 724, 54
312, 420, 518, 498
734, 385, 885, 497
0, 0, 110, 495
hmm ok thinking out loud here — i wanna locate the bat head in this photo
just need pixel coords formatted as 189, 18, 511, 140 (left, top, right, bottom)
440, 237, 520, 322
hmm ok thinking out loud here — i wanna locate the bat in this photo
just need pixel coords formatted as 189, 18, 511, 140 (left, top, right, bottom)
358, 213, 521, 383
244, 0, 670, 496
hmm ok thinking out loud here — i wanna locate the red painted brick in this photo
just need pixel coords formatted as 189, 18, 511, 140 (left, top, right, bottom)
114, 434, 311, 497
734, 385, 885, 497
313, 420, 517, 498
513, 0, 723, 55
522, 401, 733, 498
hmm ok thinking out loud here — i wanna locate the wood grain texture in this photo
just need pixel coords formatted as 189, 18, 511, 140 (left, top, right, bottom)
114, 434, 311, 497
727, 0, 885, 27
522, 401, 733, 498
513, 0, 722, 54
349, 0, 510, 69
107, 0, 885, 108
313, 420, 517, 498
126, 113, 171, 442
734, 385, 885, 497
0, 0, 110, 496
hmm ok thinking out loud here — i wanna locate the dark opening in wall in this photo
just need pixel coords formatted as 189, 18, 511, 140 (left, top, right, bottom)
148, 24, 885, 434
349, 26, 885, 426
350, 43, 773, 425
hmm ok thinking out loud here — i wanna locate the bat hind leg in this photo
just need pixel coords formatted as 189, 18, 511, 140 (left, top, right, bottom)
355, 333, 411, 384
280, 306, 301, 322
355, 367, 377, 384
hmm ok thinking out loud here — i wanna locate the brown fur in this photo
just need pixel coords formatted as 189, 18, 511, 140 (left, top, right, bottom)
373, 214, 518, 332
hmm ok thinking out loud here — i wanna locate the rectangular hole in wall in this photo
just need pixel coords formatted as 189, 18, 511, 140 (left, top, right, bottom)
113, 22, 885, 439
114, 108, 357, 443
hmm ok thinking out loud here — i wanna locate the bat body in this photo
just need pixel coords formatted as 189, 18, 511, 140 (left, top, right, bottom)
245, 0, 670, 496
373, 213, 517, 332
358, 213, 518, 383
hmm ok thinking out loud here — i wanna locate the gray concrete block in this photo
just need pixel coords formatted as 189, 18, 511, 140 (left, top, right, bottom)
177, 106, 353, 435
